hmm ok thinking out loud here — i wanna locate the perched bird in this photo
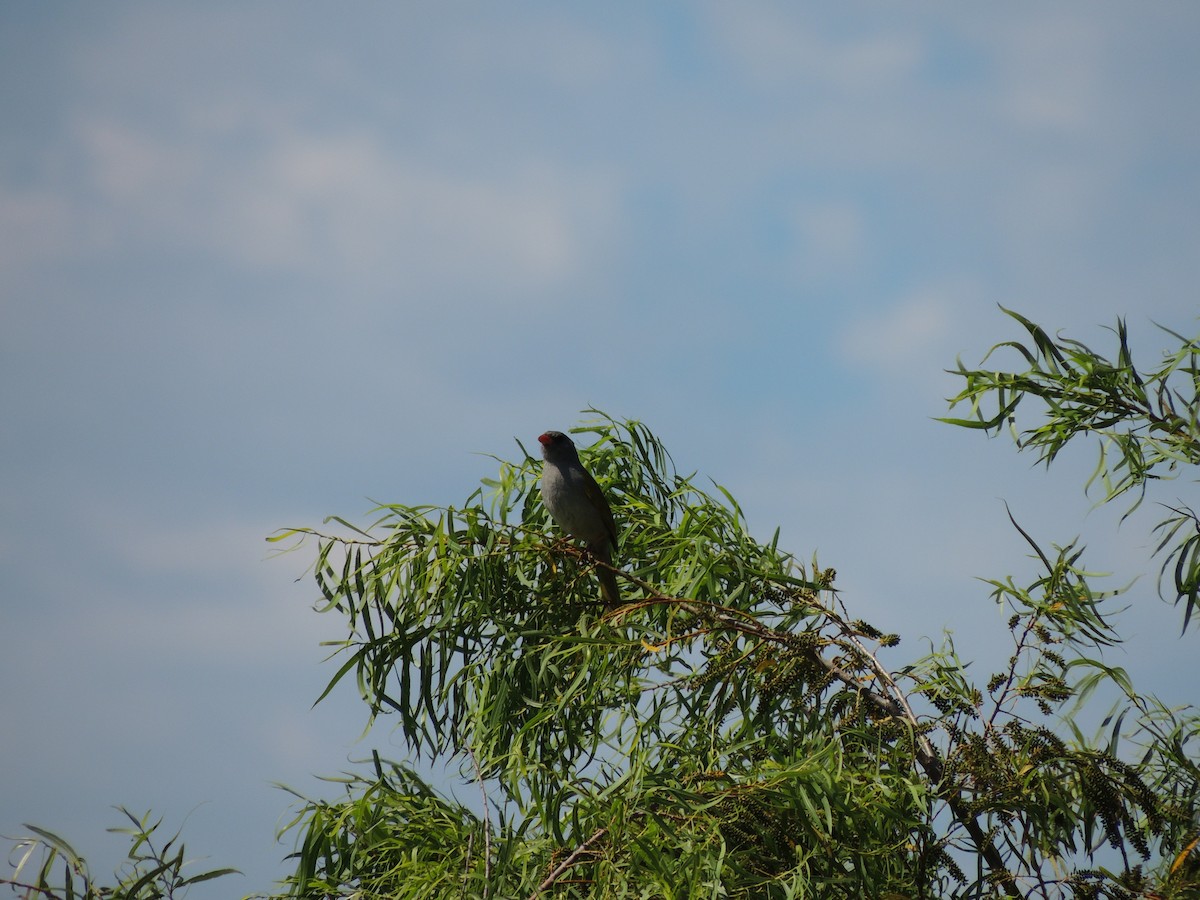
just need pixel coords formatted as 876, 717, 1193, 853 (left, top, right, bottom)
538, 430, 621, 607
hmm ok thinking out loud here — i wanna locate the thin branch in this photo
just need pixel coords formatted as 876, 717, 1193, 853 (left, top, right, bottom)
613, 581, 906, 719
468, 746, 493, 897
461, 831, 474, 899
528, 827, 608, 899
0, 879, 62, 899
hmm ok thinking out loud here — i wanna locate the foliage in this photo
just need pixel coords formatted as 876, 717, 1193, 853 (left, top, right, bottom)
265, 416, 939, 897
261, 403, 1197, 898
0, 808, 238, 900
941, 307, 1200, 633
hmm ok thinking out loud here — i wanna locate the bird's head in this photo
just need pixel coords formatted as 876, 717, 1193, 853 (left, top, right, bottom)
538, 430, 578, 463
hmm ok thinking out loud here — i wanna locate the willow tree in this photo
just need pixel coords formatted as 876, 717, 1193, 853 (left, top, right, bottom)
267, 310, 1199, 900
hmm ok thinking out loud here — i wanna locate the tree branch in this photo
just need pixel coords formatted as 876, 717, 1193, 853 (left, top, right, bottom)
610, 581, 1023, 897
528, 828, 608, 899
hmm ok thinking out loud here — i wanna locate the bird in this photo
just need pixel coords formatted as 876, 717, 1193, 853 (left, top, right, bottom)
538, 430, 621, 607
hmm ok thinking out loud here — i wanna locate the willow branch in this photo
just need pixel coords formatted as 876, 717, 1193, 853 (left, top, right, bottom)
606, 572, 1022, 897
528, 828, 608, 899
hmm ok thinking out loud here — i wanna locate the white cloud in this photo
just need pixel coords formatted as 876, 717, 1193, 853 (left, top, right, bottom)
64, 114, 620, 299
238, 133, 602, 286
705, 2, 924, 91
838, 285, 961, 367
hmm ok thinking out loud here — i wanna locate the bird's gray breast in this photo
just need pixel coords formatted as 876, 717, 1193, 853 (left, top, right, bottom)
541, 463, 606, 545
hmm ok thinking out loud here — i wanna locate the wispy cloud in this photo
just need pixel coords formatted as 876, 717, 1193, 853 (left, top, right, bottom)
704, 2, 925, 91
838, 284, 961, 368
67, 115, 621, 296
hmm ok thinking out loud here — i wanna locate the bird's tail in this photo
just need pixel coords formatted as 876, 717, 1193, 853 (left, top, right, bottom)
597, 565, 621, 609
589, 543, 621, 609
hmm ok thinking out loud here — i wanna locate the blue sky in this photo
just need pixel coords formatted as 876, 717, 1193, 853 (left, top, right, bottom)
2, 4, 1198, 896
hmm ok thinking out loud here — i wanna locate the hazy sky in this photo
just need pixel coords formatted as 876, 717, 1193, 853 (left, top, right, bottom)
2, 4, 1198, 896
